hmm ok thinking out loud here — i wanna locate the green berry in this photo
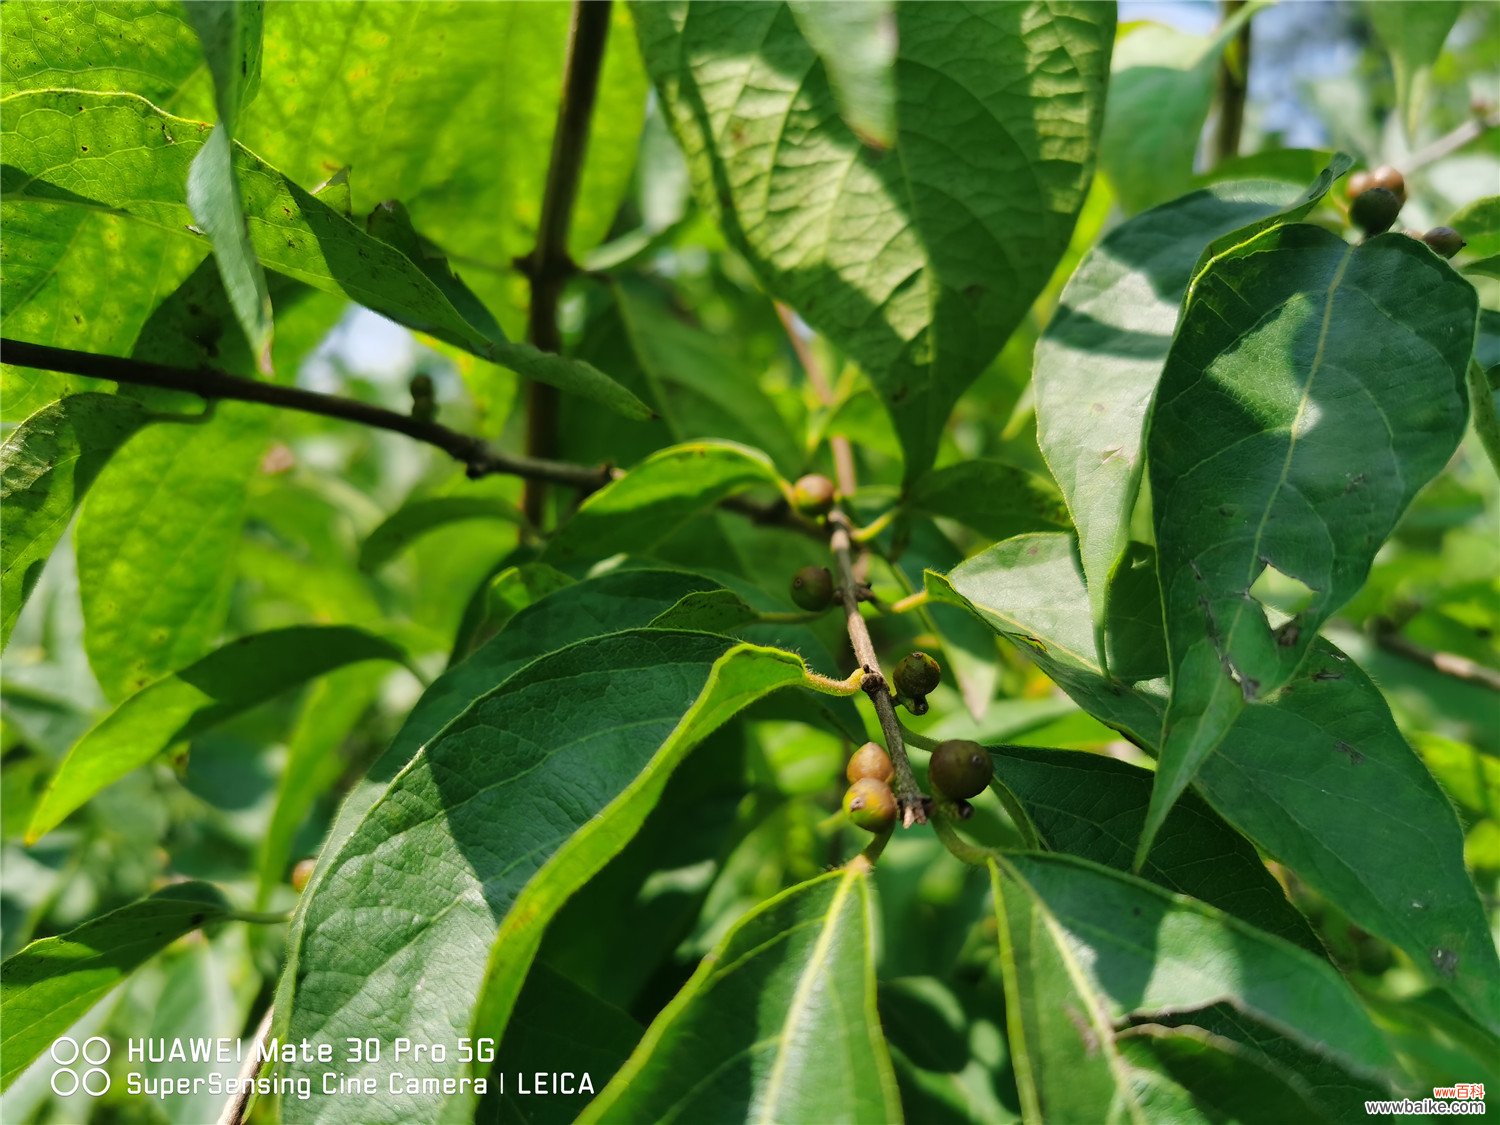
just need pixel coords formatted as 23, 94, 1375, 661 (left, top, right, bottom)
928, 739, 990, 800
792, 473, 837, 516
1350, 187, 1402, 237
790, 565, 834, 611
846, 741, 894, 784
1367, 165, 1406, 204
1422, 226, 1465, 258
893, 651, 941, 698
844, 778, 897, 833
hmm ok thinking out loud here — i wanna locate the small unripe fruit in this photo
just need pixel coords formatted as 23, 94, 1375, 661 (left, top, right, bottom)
928, 739, 990, 800
790, 565, 834, 611
1367, 165, 1406, 204
792, 473, 837, 516
1422, 226, 1465, 258
844, 777, 898, 832
846, 741, 894, 784
892, 651, 941, 698
1345, 169, 1373, 199
1350, 187, 1402, 237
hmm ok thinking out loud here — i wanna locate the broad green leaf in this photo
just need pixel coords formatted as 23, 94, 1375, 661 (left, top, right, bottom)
580, 865, 900, 1125
241, 2, 647, 335
0, 90, 648, 418
1454, 194, 1500, 280
1034, 165, 1349, 652
906, 459, 1070, 542
614, 278, 801, 474
27, 626, 405, 842
634, 0, 1113, 480
930, 534, 1167, 746
989, 744, 1320, 952
991, 854, 1400, 1124
359, 495, 527, 572
1368, 1, 1462, 139
544, 442, 785, 567
0, 882, 229, 1090
484, 964, 643, 1125
1099, 9, 1260, 214
1144, 226, 1475, 859
1115, 1025, 1328, 1125
278, 631, 810, 1124
940, 534, 1500, 1032
0, 394, 147, 648
184, 2, 273, 366
787, 1, 897, 149
457, 562, 576, 657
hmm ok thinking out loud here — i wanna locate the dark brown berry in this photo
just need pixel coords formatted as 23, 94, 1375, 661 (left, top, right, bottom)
844, 778, 897, 832
1367, 165, 1406, 204
1421, 226, 1465, 258
846, 741, 894, 784
928, 739, 990, 800
892, 652, 941, 698
1350, 187, 1402, 237
790, 565, 834, 611
792, 473, 837, 516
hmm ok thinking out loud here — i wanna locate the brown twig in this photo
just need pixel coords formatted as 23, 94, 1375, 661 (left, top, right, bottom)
521, 0, 615, 526
776, 303, 857, 498
828, 509, 926, 825
1212, 0, 1251, 163
216, 1005, 273, 1125
2, 338, 617, 491
1407, 108, 1500, 172
1373, 620, 1500, 693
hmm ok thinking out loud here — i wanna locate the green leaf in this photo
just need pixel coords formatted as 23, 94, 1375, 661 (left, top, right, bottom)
0, 882, 229, 1090
544, 442, 785, 568
359, 495, 527, 572
1098, 9, 1261, 214
990, 853, 1400, 1123
634, 0, 1113, 479
939, 533, 1500, 1032
0, 394, 148, 648
580, 865, 900, 1125
1368, 1, 1462, 139
278, 631, 809, 1123
614, 278, 802, 474
989, 744, 1320, 953
0, 90, 649, 418
1034, 165, 1350, 652
1144, 226, 1476, 861
1454, 195, 1500, 284
240, 2, 646, 335
787, 1, 897, 149
906, 459, 1071, 542
184, 2, 273, 366
27, 626, 405, 842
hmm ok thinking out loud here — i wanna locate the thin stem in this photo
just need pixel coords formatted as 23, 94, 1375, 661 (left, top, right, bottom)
1373, 619, 1500, 693
829, 509, 926, 825
1, 338, 617, 491
889, 589, 931, 614
930, 805, 1002, 867
521, 0, 615, 526
1212, 0, 1251, 163
899, 722, 940, 751
777, 302, 858, 497
858, 824, 895, 865
1408, 109, 1500, 172
216, 1005, 273, 1125
850, 506, 899, 544
225, 909, 292, 925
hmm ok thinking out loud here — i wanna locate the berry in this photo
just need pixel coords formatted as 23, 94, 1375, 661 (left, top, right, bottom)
790, 565, 834, 611
892, 652, 941, 698
1350, 187, 1402, 237
1367, 165, 1407, 204
291, 858, 316, 892
1422, 226, 1465, 259
846, 741, 894, 784
928, 739, 990, 800
844, 778, 897, 833
1345, 170, 1373, 199
791, 473, 837, 516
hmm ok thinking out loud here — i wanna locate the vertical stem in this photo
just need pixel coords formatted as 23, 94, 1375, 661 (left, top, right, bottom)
776, 303, 858, 498
1213, 0, 1251, 163
522, 0, 614, 526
